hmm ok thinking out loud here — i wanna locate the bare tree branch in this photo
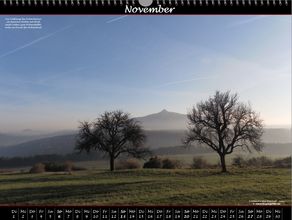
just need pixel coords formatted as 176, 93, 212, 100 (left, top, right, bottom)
183, 91, 263, 172
76, 110, 151, 171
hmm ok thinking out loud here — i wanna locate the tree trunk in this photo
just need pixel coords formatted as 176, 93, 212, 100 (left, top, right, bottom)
219, 154, 227, 172
110, 156, 115, 171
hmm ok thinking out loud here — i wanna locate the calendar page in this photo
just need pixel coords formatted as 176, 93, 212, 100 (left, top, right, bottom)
0, 1, 291, 219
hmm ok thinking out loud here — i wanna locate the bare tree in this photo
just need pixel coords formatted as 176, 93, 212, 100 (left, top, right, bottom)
76, 110, 150, 171
184, 91, 263, 172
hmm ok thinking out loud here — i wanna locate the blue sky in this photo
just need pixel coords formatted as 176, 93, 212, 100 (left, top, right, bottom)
0, 15, 291, 132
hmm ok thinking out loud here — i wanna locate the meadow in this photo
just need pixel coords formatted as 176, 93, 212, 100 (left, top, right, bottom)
0, 167, 290, 205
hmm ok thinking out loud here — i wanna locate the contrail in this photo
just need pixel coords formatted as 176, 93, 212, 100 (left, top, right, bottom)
227, 15, 269, 28
159, 76, 218, 87
0, 25, 73, 60
106, 15, 127, 24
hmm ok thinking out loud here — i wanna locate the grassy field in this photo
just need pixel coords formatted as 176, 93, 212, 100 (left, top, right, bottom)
0, 168, 290, 205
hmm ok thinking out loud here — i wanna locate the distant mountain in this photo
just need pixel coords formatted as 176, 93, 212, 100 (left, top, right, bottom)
0, 130, 76, 147
0, 110, 290, 157
134, 109, 291, 143
0, 128, 291, 157
0, 134, 77, 157
0, 133, 38, 147
135, 109, 187, 130
0, 130, 186, 157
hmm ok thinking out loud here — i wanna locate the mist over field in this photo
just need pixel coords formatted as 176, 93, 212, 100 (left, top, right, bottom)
0, 15, 291, 206
0, 110, 291, 158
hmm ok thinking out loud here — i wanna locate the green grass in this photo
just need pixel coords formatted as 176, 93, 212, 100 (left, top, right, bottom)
0, 168, 290, 205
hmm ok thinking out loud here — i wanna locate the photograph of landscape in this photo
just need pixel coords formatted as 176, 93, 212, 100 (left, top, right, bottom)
0, 15, 291, 205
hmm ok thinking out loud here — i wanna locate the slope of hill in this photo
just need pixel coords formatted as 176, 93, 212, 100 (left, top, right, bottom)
0, 135, 76, 157
0, 110, 290, 157
0, 130, 186, 157
0, 129, 291, 157
0, 133, 37, 147
135, 109, 187, 130
0, 130, 76, 147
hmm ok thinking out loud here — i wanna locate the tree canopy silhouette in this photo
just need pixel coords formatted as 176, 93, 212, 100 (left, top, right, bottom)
184, 91, 263, 172
76, 110, 150, 171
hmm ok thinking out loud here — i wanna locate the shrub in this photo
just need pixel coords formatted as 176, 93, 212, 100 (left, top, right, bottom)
143, 156, 162, 168
162, 158, 182, 169
29, 163, 45, 173
247, 156, 273, 167
71, 166, 87, 171
273, 157, 291, 168
44, 161, 83, 172
43, 162, 65, 172
30, 161, 85, 173
191, 156, 209, 169
232, 156, 247, 168
116, 159, 141, 170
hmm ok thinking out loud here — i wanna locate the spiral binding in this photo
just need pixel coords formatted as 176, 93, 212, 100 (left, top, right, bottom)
1, 0, 289, 6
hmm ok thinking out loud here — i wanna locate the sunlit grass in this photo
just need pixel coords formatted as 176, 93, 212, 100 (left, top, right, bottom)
0, 168, 290, 205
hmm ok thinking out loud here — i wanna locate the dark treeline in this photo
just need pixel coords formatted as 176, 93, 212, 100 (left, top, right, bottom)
153, 145, 212, 155
1, 143, 291, 168
0, 152, 103, 168
0, 145, 211, 168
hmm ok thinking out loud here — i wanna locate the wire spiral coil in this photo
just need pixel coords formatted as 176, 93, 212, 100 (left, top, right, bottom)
1, 0, 289, 6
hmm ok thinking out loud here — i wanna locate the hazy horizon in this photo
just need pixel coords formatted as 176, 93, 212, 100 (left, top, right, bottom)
0, 16, 291, 132
1, 108, 291, 134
